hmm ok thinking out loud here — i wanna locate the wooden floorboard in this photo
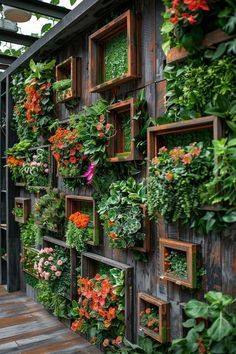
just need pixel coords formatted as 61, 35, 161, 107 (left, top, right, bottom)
0, 286, 102, 354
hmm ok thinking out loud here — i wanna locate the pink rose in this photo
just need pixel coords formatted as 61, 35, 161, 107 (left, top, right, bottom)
57, 260, 63, 266
51, 265, 57, 271
38, 267, 42, 274
44, 261, 49, 266
55, 271, 62, 277
44, 272, 50, 281
48, 256, 53, 261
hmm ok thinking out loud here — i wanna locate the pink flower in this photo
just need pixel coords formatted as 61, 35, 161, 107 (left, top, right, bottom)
159, 146, 168, 153
44, 272, 50, 281
38, 267, 43, 274
45, 168, 49, 173
83, 163, 96, 184
48, 256, 53, 261
51, 265, 57, 271
57, 260, 63, 266
34, 263, 38, 270
55, 271, 62, 277
44, 261, 49, 266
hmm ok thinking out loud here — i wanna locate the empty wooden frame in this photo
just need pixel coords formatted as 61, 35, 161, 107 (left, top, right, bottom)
81, 252, 134, 341
14, 197, 31, 223
138, 292, 170, 343
89, 10, 140, 92
147, 116, 222, 162
159, 238, 198, 288
65, 195, 100, 246
55, 56, 81, 103
107, 98, 142, 162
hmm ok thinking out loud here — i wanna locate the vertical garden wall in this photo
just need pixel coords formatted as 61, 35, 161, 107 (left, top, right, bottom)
0, 0, 236, 353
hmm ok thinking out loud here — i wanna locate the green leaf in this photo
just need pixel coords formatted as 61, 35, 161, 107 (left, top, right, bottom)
185, 299, 208, 318
183, 318, 196, 328
41, 23, 52, 35
207, 312, 233, 341
222, 211, 236, 223
70, 0, 77, 4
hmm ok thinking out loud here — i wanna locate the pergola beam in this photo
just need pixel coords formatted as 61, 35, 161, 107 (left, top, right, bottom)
0, 53, 16, 65
0, 29, 37, 46
0, 0, 70, 19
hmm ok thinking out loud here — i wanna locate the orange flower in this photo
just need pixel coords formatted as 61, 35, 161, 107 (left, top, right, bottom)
109, 232, 117, 240
103, 319, 111, 328
69, 211, 89, 229
115, 336, 122, 345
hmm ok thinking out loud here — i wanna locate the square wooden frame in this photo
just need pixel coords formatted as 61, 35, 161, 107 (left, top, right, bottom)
14, 197, 31, 224
81, 252, 134, 341
107, 98, 142, 162
138, 292, 170, 343
159, 238, 198, 288
133, 204, 151, 253
55, 56, 81, 103
43, 235, 78, 301
89, 10, 140, 93
65, 195, 100, 246
147, 116, 222, 163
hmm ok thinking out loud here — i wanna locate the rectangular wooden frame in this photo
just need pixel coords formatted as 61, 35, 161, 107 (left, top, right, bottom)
133, 204, 151, 253
65, 195, 100, 246
14, 197, 31, 224
89, 10, 140, 93
159, 238, 198, 288
138, 292, 170, 343
107, 98, 142, 162
81, 252, 134, 341
43, 235, 78, 301
22, 246, 39, 279
147, 116, 222, 162
55, 56, 81, 103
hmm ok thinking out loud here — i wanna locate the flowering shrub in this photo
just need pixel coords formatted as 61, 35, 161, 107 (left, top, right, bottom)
98, 178, 147, 249
66, 211, 93, 252
147, 143, 213, 223
11, 59, 56, 142
49, 128, 88, 179
140, 307, 159, 333
6, 140, 31, 183
21, 247, 39, 278
33, 190, 65, 233
34, 247, 65, 281
71, 268, 125, 345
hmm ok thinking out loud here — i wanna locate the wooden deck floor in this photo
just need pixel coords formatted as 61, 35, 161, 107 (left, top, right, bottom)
0, 286, 102, 354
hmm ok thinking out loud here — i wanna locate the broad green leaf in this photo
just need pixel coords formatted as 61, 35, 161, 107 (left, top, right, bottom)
185, 299, 208, 318
207, 312, 233, 341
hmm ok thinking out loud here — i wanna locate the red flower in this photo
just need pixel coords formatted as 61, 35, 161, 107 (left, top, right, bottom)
69, 156, 77, 164
187, 14, 197, 24
184, 0, 209, 12
170, 16, 179, 24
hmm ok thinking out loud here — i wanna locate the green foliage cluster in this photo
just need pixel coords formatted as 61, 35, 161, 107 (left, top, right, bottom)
147, 143, 213, 223
171, 291, 236, 354
98, 178, 146, 249
13, 206, 23, 218
20, 215, 42, 247
24, 273, 39, 288
162, 55, 236, 123
52, 79, 72, 92
33, 190, 65, 233
65, 221, 92, 253
166, 251, 188, 279
104, 31, 128, 81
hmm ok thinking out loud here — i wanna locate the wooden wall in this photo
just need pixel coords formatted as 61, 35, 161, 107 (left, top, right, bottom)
5, 0, 236, 342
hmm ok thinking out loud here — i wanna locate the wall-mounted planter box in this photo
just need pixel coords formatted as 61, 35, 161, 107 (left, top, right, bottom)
43, 235, 78, 301
14, 197, 31, 223
81, 252, 134, 341
167, 29, 235, 64
159, 238, 198, 288
22, 247, 39, 279
107, 98, 142, 162
65, 195, 100, 246
89, 10, 140, 93
55, 56, 81, 103
138, 292, 170, 343
133, 204, 151, 253
147, 116, 222, 162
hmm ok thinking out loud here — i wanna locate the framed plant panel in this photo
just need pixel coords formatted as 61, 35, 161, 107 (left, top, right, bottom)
159, 238, 198, 288
43, 235, 78, 301
89, 10, 140, 92
81, 252, 134, 341
55, 56, 81, 103
22, 247, 39, 279
107, 98, 142, 162
147, 116, 222, 163
138, 292, 170, 343
14, 197, 31, 224
65, 195, 100, 246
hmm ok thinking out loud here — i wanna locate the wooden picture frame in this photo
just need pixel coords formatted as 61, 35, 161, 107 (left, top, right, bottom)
147, 116, 222, 162
65, 195, 100, 246
159, 238, 198, 288
22, 247, 39, 279
55, 56, 81, 103
166, 29, 235, 64
133, 204, 151, 253
107, 98, 142, 162
138, 292, 170, 343
89, 10, 140, 93
43, 235, 78, 301
14, 197, 31, 223
81, 252, 134, 341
